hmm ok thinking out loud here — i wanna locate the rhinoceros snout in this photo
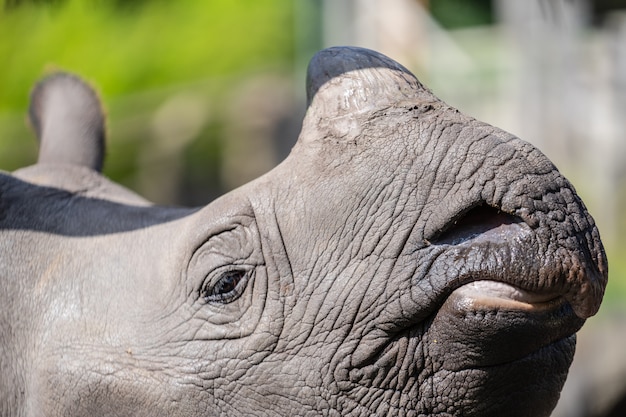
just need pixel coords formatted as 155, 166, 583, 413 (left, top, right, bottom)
274, 46, 607, 416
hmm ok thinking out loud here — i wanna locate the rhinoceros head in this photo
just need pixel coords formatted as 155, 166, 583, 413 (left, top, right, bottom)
0, 47, 607, 417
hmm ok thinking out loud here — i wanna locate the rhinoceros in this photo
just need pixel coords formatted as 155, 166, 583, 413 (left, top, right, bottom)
0, 47, 607, 417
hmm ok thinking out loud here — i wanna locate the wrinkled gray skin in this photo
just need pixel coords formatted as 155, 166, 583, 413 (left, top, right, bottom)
0, 47, 608, 417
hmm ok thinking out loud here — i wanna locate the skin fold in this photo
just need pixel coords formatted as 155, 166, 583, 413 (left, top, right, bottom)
0, 47, 607, 417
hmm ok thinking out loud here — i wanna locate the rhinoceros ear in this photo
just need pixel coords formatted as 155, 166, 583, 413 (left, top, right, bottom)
299, 46, 436, 144
29, 72, 106, 172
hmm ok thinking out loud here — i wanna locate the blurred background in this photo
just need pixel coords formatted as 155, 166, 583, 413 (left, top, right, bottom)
0, 0, 624, 415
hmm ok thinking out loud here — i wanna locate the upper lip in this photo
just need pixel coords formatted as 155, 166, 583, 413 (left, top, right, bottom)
426, 208, 605, 320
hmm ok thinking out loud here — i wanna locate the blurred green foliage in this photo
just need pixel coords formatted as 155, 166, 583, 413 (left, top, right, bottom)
0, 0, 297, 202
0, 0, 294, 111
430, 0, 493, 29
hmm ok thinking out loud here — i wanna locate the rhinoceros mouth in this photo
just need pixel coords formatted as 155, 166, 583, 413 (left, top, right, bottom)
344, 285, 581, 404
428, 203, 600, 320
344, 287, 580, 407
365, 202, 591, 373
431, 279, 583, 368
419, 204, 589, 371
448, 280, 562, 312
347, 203, 591, 377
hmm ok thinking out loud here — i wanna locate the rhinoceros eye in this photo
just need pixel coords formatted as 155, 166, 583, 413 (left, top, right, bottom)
203, 269, 250, 304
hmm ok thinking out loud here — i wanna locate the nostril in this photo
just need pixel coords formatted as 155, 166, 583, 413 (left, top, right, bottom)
431, 205, 524, 245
